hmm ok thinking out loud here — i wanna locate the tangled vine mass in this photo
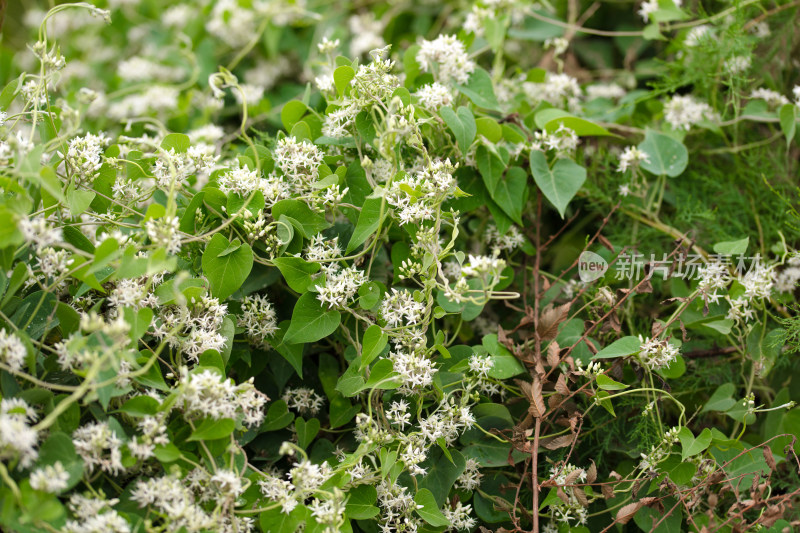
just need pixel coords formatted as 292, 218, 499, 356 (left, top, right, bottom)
1, 0, 800, 532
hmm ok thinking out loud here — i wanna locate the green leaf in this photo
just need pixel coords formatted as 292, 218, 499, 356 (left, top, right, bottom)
117, 395, 160, 417
476, 116, 502, 142
261, 400, 295, 431
295, 417, 320, 449
334, 65, 356, 96
260, 504, 309, 533
364, 358, 401, 389
360, 325, 388, 370
66, 187, 96, 216
596, 374, 629, 390
476, 145, 505, 195
529, 150, 586, 218
713, 237, 749, 256
36, 432, 83, 491
335, 358, 367, 397
679, 427, 712, 461
592, 336, 641, 359
638, 129, 689, 177
273, 256, 321, 293
281, 100, 307, 132
284, 292, 341, 344
414, 489, 450, 527
702, 383, 737, 413
455, 67, 500, 111
543, 115, 611, 136
419, 448, 467, 506
345, 485, 379, 520
483, 334, 525, 379
440, 105, 477, 155
346, 197, 385, 253
595, 390, 616, 416
780, 103, 797, 146
201, 234, 254, 300
490, 166, 527, 224
187, 417, 235, 441
272, 199, 330, 236
161, 133, 191, 153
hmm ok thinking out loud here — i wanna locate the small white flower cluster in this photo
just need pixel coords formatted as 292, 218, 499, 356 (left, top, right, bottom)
386, 159, 458, 226
348, 13, 385, 57
131, 473, 216, 531
585, 83, 626, 101
638, 0, 682, 21
17, 217, 63, 249
0, 398, 39, 468
153, 295, 227, 361
638, 336, 679, 370
376, 479, 420, 530
117, 56, 184, 83
461, 253, 507, 286
128, 413, 169, 460
524, 73, 582, 109
546, 463, 589, 525
107, 86, 180, 120
663, 95, 714, 131
30, 461, 70, 493
60, 132, 110, 188
145, 215, 182, 255
0, 328, 27, 372
386, 399, 412, 429
72, 421, 124, 475
486, 225, 525, 254
417, 398, 475, 446
282, 387, 325, 415
238, 293, 279, 348
316, 264, 367, 309
774, 255, 800, 292
697, 261, 729, 303
455, 458, 483, 491
724, 55, 752, 75
468, 353, 494, 378
350, 48, 401, 105
390, 346, 438, 391
151, 146, 218, 190
684, 25, 713, 47
750, 88, 790, 108
617, 146, 651, 173
259, 458, 334, 514
64, 495, 130, 533
416, 35, 476, 85
381, 288, 425, 328
443, 500, 477, 531
415, 82, 454, 111
179, 369, 266, 427
725, 259, 774, 323
305, 234, 342, 262
532, 124, 580, 155
274, 136, 325, 186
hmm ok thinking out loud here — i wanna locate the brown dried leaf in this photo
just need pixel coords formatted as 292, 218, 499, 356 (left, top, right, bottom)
555, 373, 570, 396
601, 484, 614, 499
538, 303, 571, 341
547, 340, 561, 368
543, 435, 574, 451
529, 375, 546, 418
616, 498, 656, 525
763, 446, 776, 471
574, 487, 589, 507
586, 460, 597, 484
556, 487, 570, 505
615, 502, 644, 524
564, 468, 583, 485
547, 393, 563, 410
597, 233, 614, 251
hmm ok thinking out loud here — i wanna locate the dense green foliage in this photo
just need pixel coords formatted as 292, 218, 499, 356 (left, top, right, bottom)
0, 0, 799, 532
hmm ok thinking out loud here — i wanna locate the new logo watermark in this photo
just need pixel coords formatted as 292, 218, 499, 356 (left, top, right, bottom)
578, 251, 608, 282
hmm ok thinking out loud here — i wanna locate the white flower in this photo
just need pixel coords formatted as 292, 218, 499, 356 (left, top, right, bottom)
282, 387, 325, 415
750, 88, 790, 107
468, 354, 494, 377
145, 216, 182, 255
617, 146, 650, 173
416, 35, 476, 85
638, 336, 679, 370
30, 461, 70, 493
724, 56, 751, 75
73, 421, 124, 474
685, 25, 712, 47
239, 293, 279, 348
0, 398, 39, 467
381, 288, 425, 327
0, 328, 27, 372
180, 369, 266, 427
415, 82, 454, 110
586, 83, 626, 100
663, 95, 714, 130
